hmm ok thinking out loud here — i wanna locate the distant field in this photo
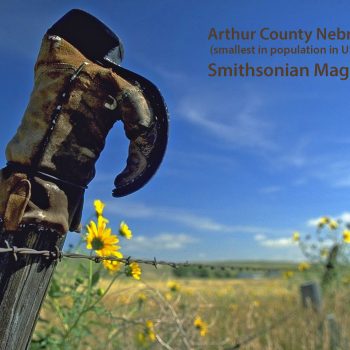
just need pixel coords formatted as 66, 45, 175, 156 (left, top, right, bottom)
114, 260, 300, 280
31, 260, 349, 350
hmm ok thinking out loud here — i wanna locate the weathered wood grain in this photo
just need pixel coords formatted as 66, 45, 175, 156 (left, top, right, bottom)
0, 230, 65, 350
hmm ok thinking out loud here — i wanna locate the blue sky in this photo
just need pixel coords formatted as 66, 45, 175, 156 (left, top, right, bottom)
2, 0, 350, 261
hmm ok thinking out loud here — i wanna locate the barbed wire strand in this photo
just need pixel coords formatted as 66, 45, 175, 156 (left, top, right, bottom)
0, 242, 299, 272
0, 242, 302, 349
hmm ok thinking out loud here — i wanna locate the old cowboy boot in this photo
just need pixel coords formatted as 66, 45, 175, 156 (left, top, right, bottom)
0, 9, 168, 235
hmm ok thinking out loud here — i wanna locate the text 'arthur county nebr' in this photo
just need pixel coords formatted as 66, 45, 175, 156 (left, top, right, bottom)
208, 27, 350, 44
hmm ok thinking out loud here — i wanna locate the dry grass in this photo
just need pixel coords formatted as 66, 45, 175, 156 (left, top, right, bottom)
34, 271, 350, 350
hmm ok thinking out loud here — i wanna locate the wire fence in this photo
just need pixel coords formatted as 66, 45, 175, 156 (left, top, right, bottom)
0, 240, 323, 349
0, 240, 298, 273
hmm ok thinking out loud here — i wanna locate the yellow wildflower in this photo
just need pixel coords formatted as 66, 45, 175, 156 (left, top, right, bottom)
167, 280, 180, 292
137, 320, 156, 344
93, 199, 109, 223
86, 216, 120, 257
298, 262, 311, 272
119, 221, 132, 239
320, 248, 329, 258
100, 216, 109, 224
131, 262, 142, 280
146, 320, 156, 342
292, 231, 300, 242
102, 250, 123, 272
318, 216, 329, 227
329, 220, 338, 230
137, 332, 146, 345
252, 300, 260, 307
343, 230, 350, 243
138, 293, 147, 302
164, 292, 172, 301
94, 199, 105, 216
125, 262, 142, 280
283, 271, 294, 279
194, 316, 208, 337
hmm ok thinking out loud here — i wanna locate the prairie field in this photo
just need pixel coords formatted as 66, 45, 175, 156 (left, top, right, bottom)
31, 261, 350, 350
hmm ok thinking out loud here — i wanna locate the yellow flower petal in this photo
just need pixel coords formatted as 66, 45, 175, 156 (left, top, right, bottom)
329, 220, 338, 230
318, 216, 329, 227
283, 271, 294, 279
343, 229, 350, 243
125, 262, 142, 280
85, 217, 122, 258
292, 231, 300, 242
194, 316, 208, 336
94, 199, 105, 216
167, 280, 181, 292
119, 221, 133, 239
298, 262, 310, 271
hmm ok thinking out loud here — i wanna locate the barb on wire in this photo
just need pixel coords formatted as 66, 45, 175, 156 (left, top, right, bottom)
0, 244, 298, 272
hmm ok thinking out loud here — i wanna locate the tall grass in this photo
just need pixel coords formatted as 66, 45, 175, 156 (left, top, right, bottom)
31, 261, 350, 349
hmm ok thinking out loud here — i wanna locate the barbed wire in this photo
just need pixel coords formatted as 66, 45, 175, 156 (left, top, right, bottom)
0, 241, 312, 349
0, 241, 298, 272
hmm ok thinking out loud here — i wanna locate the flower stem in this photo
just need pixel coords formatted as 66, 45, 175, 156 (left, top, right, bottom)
61, 258, 94, 346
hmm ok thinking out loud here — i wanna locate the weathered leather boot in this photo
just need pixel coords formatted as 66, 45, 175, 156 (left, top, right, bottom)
0, 9, 168, 235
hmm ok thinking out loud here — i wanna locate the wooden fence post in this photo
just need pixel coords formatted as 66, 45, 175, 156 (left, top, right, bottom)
327, 314, 341, 350
300, 282, 324, 348
0, 9, 169, 350
300, 282, 343, 350
0, 229, 65, 350
300, 282, 322, 312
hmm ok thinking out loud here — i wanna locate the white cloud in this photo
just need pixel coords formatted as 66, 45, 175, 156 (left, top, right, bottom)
307, 217, 322, 227
339, 212, 350, 223
276, 138, 311, 168
310, 159, 350, 188
178, 93, 276, 152
123, 233, 197, 251
152, 66, 188, 84
253, 234, 303, 260
254, 234, 294, 248
259, 238, 294, 248
254, 234, 266, 241
288, 152, 350, 189
307, 211, 350, 227
106, 200, 292, 235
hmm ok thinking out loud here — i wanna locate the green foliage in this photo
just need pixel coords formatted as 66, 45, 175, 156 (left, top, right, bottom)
295, 215, 350, 292
29, 208, 350, 349
31, 260, 122, 350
